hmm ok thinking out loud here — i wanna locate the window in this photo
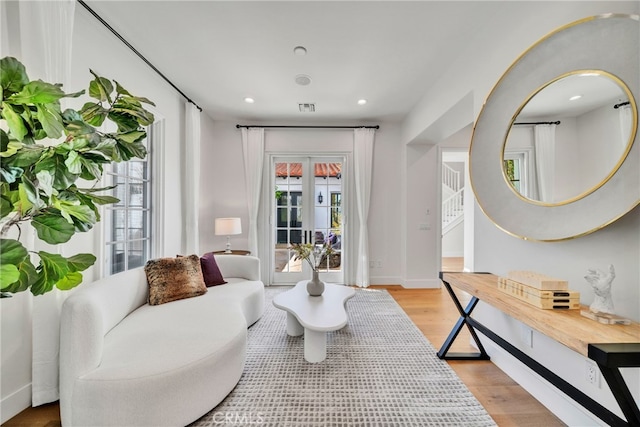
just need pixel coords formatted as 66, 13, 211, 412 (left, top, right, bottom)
503, 150, 530, 198
105, 131, 152, 275
504, 159, 522, 192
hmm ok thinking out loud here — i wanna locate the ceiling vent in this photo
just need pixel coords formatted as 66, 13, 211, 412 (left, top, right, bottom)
299, 103, 316, 113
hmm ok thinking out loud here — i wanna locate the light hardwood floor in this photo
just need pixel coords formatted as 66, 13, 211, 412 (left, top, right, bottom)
3, 280, 565, 427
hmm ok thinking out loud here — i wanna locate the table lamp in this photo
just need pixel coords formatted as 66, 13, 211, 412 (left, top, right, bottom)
215, 217, 242, 253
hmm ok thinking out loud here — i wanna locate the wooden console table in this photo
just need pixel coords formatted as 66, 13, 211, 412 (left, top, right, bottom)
438, 272, 640, 427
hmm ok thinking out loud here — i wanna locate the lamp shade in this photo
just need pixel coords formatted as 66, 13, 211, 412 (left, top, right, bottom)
215, 218, 242, 236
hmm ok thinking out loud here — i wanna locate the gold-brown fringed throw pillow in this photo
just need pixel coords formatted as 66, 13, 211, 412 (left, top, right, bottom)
145, 255, 207, 305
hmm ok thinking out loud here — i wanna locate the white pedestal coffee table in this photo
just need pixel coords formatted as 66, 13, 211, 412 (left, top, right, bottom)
273, 281, 356, 363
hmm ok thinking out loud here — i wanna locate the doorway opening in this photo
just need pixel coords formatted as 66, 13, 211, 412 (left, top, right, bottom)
441, 150, 468, 272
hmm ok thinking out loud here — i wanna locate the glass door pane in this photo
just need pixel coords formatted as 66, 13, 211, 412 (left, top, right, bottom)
313, 161, 343, 283
273, 161, 306, 281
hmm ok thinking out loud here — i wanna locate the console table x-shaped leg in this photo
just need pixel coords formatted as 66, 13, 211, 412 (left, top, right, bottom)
437, 278, 490, 360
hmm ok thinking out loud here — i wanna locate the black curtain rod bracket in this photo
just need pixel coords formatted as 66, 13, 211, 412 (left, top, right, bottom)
513, 121, 561, 126
77, 0, 202, 112
236, 125, 380, 129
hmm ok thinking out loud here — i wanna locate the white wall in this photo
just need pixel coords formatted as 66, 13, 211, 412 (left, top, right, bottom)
1, 4, 187, 422
400, 1, 639, 424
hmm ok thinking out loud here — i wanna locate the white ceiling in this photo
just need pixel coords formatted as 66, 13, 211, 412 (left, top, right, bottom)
83, 1, 623, 124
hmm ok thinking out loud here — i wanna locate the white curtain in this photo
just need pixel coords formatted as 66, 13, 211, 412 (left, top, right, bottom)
534, 124, 556, 203
241, 128, 265, 257
353, 128, 375, 288
20, 0, 76, 406
184, 102, 201, 254
619, 103, 632, 150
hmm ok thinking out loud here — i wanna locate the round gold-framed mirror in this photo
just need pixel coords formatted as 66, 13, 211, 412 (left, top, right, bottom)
470, 14, 639, 241
502, 70, 636, 206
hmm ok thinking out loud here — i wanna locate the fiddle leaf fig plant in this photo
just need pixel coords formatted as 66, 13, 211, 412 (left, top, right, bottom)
0, 56, 155, 297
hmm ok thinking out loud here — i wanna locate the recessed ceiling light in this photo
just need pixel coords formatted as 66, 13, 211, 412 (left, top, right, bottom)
357, 99, 367, 105
293, 46, 307, 56
244, 97, 255, 104
295, 74, 312, 86
569, 95, 582, 101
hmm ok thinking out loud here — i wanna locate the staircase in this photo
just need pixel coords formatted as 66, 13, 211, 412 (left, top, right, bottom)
442, 163, 464, 234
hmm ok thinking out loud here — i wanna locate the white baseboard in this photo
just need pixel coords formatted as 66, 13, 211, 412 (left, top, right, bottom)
442, 251, 464, 257
1, 383, 31, 424
481, 339, 605, 426
369, 276, 402, 285
401, 278, 442, 289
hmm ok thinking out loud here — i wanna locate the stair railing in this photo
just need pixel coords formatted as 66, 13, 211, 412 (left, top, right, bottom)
442, 163, 460, 192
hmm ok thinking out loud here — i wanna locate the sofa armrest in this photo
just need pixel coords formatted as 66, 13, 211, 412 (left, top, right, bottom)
215, 255, 260, 281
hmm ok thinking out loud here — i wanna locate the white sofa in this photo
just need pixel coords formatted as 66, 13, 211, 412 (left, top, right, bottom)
60, 255, 264, 427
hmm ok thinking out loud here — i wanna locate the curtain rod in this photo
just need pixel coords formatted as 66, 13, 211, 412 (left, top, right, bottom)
513, 121, 561, 126
77, 0, 202, 112
614, 101, 630, 109
236, 125, 380, 129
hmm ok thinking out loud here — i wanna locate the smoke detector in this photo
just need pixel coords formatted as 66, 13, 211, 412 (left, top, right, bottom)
295, 74, 312, 86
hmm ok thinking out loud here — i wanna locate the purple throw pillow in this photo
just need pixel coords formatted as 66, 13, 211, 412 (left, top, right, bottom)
200, 252, 227, 287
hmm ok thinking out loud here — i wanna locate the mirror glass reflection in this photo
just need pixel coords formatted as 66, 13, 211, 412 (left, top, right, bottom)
503, 72, 634, 204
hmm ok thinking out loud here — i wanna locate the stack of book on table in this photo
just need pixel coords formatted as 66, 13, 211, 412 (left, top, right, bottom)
497, 271, 580, 310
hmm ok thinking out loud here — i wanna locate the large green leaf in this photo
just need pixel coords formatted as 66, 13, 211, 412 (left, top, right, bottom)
7, 144, 46, 166
34, 155, 78, 190
55, 271, 83, 290
2, 258, 37, 293
64, 150, 82, 174
57, 201, 96, 225
88, 70, 113, 103
31, 211, 75, 244
17, 177, 43, 213
0, 238, 28, 265
36, 104, 64, 139
115, 130, 146, 144
111, 103, 154, 126
66, 253, 96, 272
1, 102, 27, 141
78, 156, 103, 180
0, 196, 12, 219
118, 140, 147, 161
0, 57, 29, 97
65, 120, 96, 136
32, 251, 70, 295
107, 111, 139, 133
84, 193, 119, 205
8, 80, 66, 104
0, 264, 20, 289
79, 102, 108, 127
35, 170, 55, 197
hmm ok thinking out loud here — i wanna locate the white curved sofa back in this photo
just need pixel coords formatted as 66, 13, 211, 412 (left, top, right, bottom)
216, 255, 260, 281
59, 267, 148, 425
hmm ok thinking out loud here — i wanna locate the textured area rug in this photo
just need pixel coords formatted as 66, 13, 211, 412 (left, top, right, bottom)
190, 287, 496, 426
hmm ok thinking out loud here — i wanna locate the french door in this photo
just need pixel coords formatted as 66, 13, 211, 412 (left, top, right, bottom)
271, 156, 345, 284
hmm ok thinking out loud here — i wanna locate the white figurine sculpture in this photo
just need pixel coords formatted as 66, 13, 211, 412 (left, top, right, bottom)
584, 264, 616, 314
